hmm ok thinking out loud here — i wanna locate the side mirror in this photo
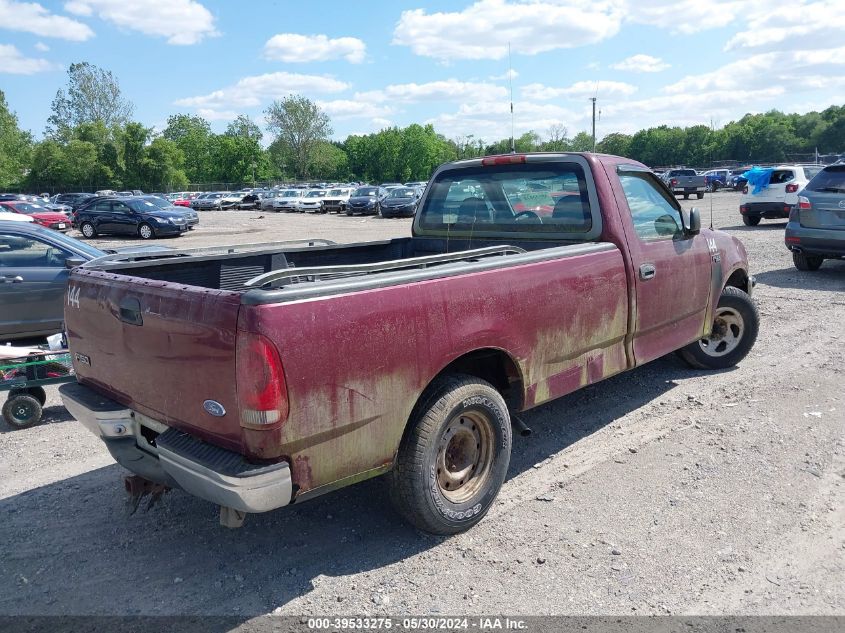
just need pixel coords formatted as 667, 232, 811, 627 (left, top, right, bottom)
681, 207, 701, 236
65, 257, 85, 269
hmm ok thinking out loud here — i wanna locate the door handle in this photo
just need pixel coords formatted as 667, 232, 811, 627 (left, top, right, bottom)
1, 275, 24, 283
639, 263, 656, 281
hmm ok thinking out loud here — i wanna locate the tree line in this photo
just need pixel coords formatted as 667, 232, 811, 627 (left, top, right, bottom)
1, 62, 843, 193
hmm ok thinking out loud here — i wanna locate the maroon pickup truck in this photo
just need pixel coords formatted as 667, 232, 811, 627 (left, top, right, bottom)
60, 153, 758, 535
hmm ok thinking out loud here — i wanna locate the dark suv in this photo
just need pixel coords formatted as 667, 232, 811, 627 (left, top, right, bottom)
75, 197, 189, 240
785, 164, 845, 270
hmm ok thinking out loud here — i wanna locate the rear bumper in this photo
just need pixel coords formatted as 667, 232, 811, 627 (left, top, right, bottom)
741, 201, 791, 219
785, 223, 845, 258
59, 382, 293, 513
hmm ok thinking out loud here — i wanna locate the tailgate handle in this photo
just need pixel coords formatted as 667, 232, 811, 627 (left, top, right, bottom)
119, 297, 143, 326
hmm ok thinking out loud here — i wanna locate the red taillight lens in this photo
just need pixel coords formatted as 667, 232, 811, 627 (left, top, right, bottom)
740, 204, 747, 213
785, 183, 799, 193
481, 155, 526, 166
743, 185, 749, 194
236, 332, 288, 428
670, 178, 678, 186
798, 196, 811, 210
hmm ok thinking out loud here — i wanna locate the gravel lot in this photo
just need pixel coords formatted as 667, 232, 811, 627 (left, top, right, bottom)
1, 192, 843, 618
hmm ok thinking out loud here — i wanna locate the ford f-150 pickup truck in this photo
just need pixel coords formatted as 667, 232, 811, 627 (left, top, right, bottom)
59, 153, 758, 535
660, 168, 707, 200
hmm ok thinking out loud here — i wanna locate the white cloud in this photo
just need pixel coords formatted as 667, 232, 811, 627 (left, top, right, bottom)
175, 72, 350, 110
63, 0, 217, 45
196, 108, 238, 121
725, 0, 845, 52
489, 69, 519, 81
263, 33, 366, 64
611, 54, 669, 73
0, 0, 93, 41
34, 41, 49, 52
622, 0, 759, 35
0, 43, 57, 74
522, 80, 638, 100
392, 0, 623, 60
357, 79, 508, 104
316, 100, 394, 120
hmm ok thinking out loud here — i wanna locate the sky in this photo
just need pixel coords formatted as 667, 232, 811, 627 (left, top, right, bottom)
1, 0, 844, 144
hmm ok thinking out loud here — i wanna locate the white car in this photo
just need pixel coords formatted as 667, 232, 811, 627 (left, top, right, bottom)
298, 189, 329, 213
739, 164, 824, 226
321, 187, 354, 214
272, 189, 304, 212
0, 211, 34, 222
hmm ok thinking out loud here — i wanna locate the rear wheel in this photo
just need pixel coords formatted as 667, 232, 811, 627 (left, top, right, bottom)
388, 374, 511, 535
80, 221, 96, 238
696, 192, 704, 199
678, 287, 759, 370
742, 215, 761, 226
138, 223, 155, 240
793, 252, 823, 271
3, 393, 43, 429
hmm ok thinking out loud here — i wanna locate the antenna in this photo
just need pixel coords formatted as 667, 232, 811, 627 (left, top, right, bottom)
709, 115, 715, 229
590, 97, 597, 152
508, 42, 515, 154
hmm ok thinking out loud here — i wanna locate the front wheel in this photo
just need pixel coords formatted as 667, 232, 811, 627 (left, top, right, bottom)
793, 252, 823, 271
388, 374, 512, 535
80, 221, 96, 238
678, 287, 759, 370
138, 223, 155, 240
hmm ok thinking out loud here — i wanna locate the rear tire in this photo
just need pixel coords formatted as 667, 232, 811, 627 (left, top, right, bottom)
388, 374, 512, 535
80, 222, 96, 238
3, 394, 43, 429
742, 215, 761, 226
696, 192, 704, 199
678, 287, 759, 370
793, 252, 823, 271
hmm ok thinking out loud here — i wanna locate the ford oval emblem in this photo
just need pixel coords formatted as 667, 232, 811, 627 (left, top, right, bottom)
203, 400, 226, 417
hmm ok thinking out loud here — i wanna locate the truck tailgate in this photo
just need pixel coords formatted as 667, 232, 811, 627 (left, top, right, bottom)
64, 269, 243, 452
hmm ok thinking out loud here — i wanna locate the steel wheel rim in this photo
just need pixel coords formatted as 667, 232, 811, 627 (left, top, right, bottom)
699, 307, 745, 357
436, 410, 494, 504
12, 401, 35, 424
139, 225, 152, 239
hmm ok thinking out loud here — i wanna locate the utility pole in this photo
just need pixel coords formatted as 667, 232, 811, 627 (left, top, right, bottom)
590, 97, 597, 152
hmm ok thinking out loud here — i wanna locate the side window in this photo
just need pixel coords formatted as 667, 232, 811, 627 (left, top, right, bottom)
92, 201, 111, 213
0, 234, 71, 268
112, 202, 131, 215
770, 170, 795, 184
618, 171, 683, 241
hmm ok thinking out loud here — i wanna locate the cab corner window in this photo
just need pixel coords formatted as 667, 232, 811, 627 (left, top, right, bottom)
618, 171, 683, 241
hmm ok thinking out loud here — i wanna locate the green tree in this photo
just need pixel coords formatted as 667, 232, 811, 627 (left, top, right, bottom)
162, 114, 213, 183
569, 131, 595, 152
225, 115, 263, 142
121, 122, 152, 189
0, 90, 33, 189
597, 132, 631, 157
141, 138, 188, 191
264, 95, 332, 179
46, 62, 134, 141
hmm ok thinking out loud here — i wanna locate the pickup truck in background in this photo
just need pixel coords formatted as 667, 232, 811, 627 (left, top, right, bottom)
660, 168, 707, 199
59, 153, 758, 535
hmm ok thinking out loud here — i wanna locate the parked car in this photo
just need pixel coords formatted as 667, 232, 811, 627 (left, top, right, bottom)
167, 192, 194, 207
272, 189, 303, 212
0, 221, 170, 341
75, 197, 189, 239
0, 200, 71, 232
404, 181, 427, 189
259, 191, 277, 211
297, 189, 329, 213
739, 164, 823, 226
321, 187, 354, 214
660, 168, 706, 199
141, 196, 199, 229
52, 193, 96, 211
0, 211, 34, 223
702, 169, 730, 192
60, 152, 757, 534
379, 186, 420, 218
191, 192, 226, 210
346, 186, 387, 215
784, 164, 845, 270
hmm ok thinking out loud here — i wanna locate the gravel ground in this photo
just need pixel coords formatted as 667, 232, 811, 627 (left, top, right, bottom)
0, 192, 842, 618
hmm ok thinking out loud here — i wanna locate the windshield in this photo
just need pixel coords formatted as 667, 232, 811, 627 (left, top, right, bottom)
353, 187, 378, 197
12, 203, 49, 214
281, 190, 300, 197
389, 188, 415, 199
305, 190, 326, 198
328, 189, 342, 196
144, 197, 171, 209
418, 162, 595, 236
127, 200, 160, 212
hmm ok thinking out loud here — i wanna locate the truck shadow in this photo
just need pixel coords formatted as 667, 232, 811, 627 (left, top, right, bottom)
717, 222, 787, 231
0, 354, 719, 618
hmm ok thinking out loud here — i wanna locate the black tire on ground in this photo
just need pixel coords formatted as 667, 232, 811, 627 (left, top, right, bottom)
388, 373, 512, 535
80, 221, 96, 238
9, 386, 47, 406
138, 223, 155, 240
677, 286, 759, 370
696, 192, 705, 199
742, 215, 761, 226
346, 210, 354, 216
2, 393, 43, 429
683, 194, 690, 199
793, 252, 823, 271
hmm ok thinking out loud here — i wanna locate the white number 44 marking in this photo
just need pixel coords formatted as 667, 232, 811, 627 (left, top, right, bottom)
67, 286, 81, 309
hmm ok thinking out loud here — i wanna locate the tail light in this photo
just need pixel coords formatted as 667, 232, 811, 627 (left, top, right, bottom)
740, 204, 747, 214
236, 331, 289, 429
785, 183, 799, 193
670, 178, 678, 186
798, 196, 811, 210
